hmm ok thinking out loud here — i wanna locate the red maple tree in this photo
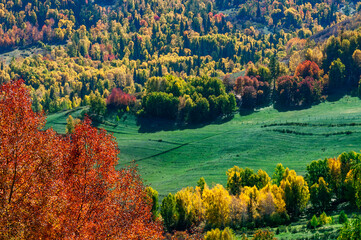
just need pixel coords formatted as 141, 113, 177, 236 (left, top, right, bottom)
0, 80, 163, 239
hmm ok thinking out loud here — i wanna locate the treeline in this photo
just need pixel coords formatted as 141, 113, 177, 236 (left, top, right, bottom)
2, 0, 361, 121
153, 151, 361, 238
6, 28, 361, 120
230, 28, 361, 111
0, 0, 354, 52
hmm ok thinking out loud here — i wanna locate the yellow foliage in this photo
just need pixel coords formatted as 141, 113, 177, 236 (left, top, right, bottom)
175, 186, 204, 225
204, 227, 235, 240
202, 184, 231, 228
258, 184, 286, 217
240, 186, 260, 221
328, 158, 341, 182
229, 196, 248, 226
280, 169, 310, 216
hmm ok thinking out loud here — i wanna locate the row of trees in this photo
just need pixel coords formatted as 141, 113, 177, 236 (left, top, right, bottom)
4, 34, 361, 120
157, 151, 361, 238
159, 165, 305, 234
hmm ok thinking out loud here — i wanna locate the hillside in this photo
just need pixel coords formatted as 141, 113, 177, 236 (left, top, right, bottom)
46, 95, 361, 197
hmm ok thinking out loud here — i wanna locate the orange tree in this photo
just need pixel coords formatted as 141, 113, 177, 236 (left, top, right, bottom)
0, 80, 163, 239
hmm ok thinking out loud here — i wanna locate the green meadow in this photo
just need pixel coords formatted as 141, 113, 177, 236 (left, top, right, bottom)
46, 95, 361, 198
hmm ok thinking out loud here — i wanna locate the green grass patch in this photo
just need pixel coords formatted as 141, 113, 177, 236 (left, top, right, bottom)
46, 96, 361, 198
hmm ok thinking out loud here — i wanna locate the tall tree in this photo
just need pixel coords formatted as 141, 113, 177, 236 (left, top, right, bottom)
269, 53, 280, 102
0, 80, 64, 239
280, 169, 310, 218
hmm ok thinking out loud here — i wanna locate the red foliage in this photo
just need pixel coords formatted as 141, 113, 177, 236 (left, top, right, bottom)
0, 80, 64, 239
165, 228, 204, 240
213, 13, 224, 22
276, 75, 322, 107
294, 60, 322, 80
235, 76, 270, 108
0, 81, 163, 239
107, 88, 136, 109
140, 19, 148, 27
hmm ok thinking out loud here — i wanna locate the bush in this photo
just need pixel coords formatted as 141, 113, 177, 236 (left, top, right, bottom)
204, 227, 235, 240
338, 215, 361, 240
339, 211, 348, 224
278, 225, 288, 233
308, 215, 319, 229
319, 212, 331, 225
252, 229, 277, 240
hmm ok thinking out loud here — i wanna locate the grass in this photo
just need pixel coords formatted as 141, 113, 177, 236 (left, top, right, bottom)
46, 95, 361, 198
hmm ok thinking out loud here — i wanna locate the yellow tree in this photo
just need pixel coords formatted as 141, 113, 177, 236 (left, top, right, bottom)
258, 184, 286, 218
256, 169, 271, 190
328, 157, 342, 195
241, 186, 260, 223
310, 177, 332, 211
175, 186, 204, 229
280, 169, 310, 217
226, 166, 242, 195
204, 227, 235, 240
229, 195, 248, 228
203, 184, 231, 228
345, 164, 361, 208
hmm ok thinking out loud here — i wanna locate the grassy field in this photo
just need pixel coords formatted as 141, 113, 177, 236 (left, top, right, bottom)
46, 95, 361, 198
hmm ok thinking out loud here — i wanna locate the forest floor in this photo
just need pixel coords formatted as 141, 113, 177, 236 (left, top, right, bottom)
46, 95, 361, 199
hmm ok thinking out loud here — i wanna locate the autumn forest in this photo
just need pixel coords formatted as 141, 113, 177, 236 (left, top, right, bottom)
2, 0, 361, 239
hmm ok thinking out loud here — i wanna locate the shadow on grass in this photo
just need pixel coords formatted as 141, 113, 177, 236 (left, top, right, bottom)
137, 114, 234, 133
239, 108, 254, 116
274, 103, 313, 112
271, 90, 356, 113
326, 90, 347, 102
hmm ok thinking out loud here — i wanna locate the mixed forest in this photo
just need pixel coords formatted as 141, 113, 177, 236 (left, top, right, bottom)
2, 0, 361, 238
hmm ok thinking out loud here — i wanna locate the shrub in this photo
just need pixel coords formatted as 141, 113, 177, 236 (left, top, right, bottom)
309, 215, 319, 229
319, 212, 331, 225
204, 227, 235, 240
252, 229, 277, 240
339, 211, 348, 224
